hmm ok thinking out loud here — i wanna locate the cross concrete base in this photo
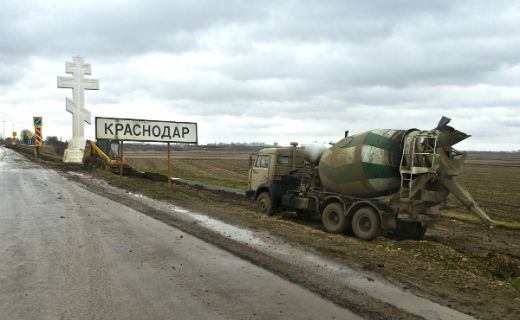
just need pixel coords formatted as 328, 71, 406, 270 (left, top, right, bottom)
63, 138, 88, 164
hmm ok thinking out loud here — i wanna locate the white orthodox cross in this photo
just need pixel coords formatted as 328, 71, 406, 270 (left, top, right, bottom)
57, 56, 99, 139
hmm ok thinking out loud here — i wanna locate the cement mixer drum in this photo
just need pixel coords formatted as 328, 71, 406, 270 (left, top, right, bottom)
319, 129, 406, 198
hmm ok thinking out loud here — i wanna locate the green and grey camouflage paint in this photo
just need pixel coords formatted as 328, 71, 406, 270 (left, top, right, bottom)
319, 129, 406, 198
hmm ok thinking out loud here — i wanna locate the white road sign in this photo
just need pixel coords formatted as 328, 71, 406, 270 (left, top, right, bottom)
95, 117, 197, 143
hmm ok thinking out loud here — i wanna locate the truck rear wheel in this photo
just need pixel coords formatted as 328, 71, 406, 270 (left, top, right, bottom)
322, 203, 348, 233
352, 207, 380, 240
256, 192, 274, 215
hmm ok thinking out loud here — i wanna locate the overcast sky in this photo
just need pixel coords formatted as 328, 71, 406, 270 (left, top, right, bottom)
1, 0, 519, 150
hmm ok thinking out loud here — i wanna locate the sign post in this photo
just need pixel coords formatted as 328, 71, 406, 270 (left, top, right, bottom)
33, 116, 43, 158
12, 131, 17, 145
119, 141, 124, 179
167, 142, 172, 190
26, 131, 34, 149
96, 117, 197, 187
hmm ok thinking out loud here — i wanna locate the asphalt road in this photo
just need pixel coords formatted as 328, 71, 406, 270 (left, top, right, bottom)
0, 146, 358, 320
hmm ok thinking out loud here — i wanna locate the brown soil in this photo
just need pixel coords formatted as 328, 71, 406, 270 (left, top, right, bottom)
448, 160, 520, 223
126, 156, 250, 189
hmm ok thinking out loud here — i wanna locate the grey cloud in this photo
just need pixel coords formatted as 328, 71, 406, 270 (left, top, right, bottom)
498, 118, 520, 128
243, 0, 454, 43
3, 0, 520, 90
0, 0, 506, 60
0, 66, 19, 87
0, 0, 273, 59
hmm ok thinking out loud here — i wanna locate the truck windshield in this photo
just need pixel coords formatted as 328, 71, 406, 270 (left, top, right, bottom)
255, 155, 269, 168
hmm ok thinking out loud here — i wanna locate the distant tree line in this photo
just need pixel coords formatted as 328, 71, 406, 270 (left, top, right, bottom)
0, 137, 17, 145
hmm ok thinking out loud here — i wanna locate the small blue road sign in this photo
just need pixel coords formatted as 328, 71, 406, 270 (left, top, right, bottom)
33, 116, 42, 127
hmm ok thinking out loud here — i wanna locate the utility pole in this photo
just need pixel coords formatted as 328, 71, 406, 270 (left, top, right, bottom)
2, 120, 5, 140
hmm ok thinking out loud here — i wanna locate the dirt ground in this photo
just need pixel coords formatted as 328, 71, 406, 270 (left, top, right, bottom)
449, 160, 520, 224
125, 151, 250, 189
15, 147, 520, 319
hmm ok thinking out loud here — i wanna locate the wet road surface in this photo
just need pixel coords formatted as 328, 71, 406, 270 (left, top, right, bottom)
0, 147, 359, 320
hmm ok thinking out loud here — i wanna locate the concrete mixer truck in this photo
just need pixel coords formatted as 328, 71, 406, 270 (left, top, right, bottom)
245, 117, 495, 240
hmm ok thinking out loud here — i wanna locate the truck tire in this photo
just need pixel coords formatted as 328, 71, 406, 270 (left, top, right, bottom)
351, 207, 380, 240
322, 203, 348, 233
256, 192, 274, 215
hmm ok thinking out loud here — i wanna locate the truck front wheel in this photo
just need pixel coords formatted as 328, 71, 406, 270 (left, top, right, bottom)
256, 192, 274, 215
351, 207, 380, 240
322, 203, 348, 233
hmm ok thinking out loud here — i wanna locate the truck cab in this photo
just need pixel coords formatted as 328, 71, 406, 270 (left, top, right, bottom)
246, 146, 307, 214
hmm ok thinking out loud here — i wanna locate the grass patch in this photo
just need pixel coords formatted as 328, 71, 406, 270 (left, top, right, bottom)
132, 166, 247, 190
139, 183, 197, 201
442, 210, 520, 230
496, 221, 520, 230
148, 185, 165, 194
381, 242, 395, 251
38, 152, 63, 162
175, 191, 195, 201
442, 259, 457, 270
484, 274, 497, 281
507, 277, 520, 289
177, 175, 247, 190
11, 145, 63, 162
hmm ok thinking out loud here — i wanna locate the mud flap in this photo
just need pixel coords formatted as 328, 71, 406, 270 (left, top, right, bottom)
270, 181, 283, 211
